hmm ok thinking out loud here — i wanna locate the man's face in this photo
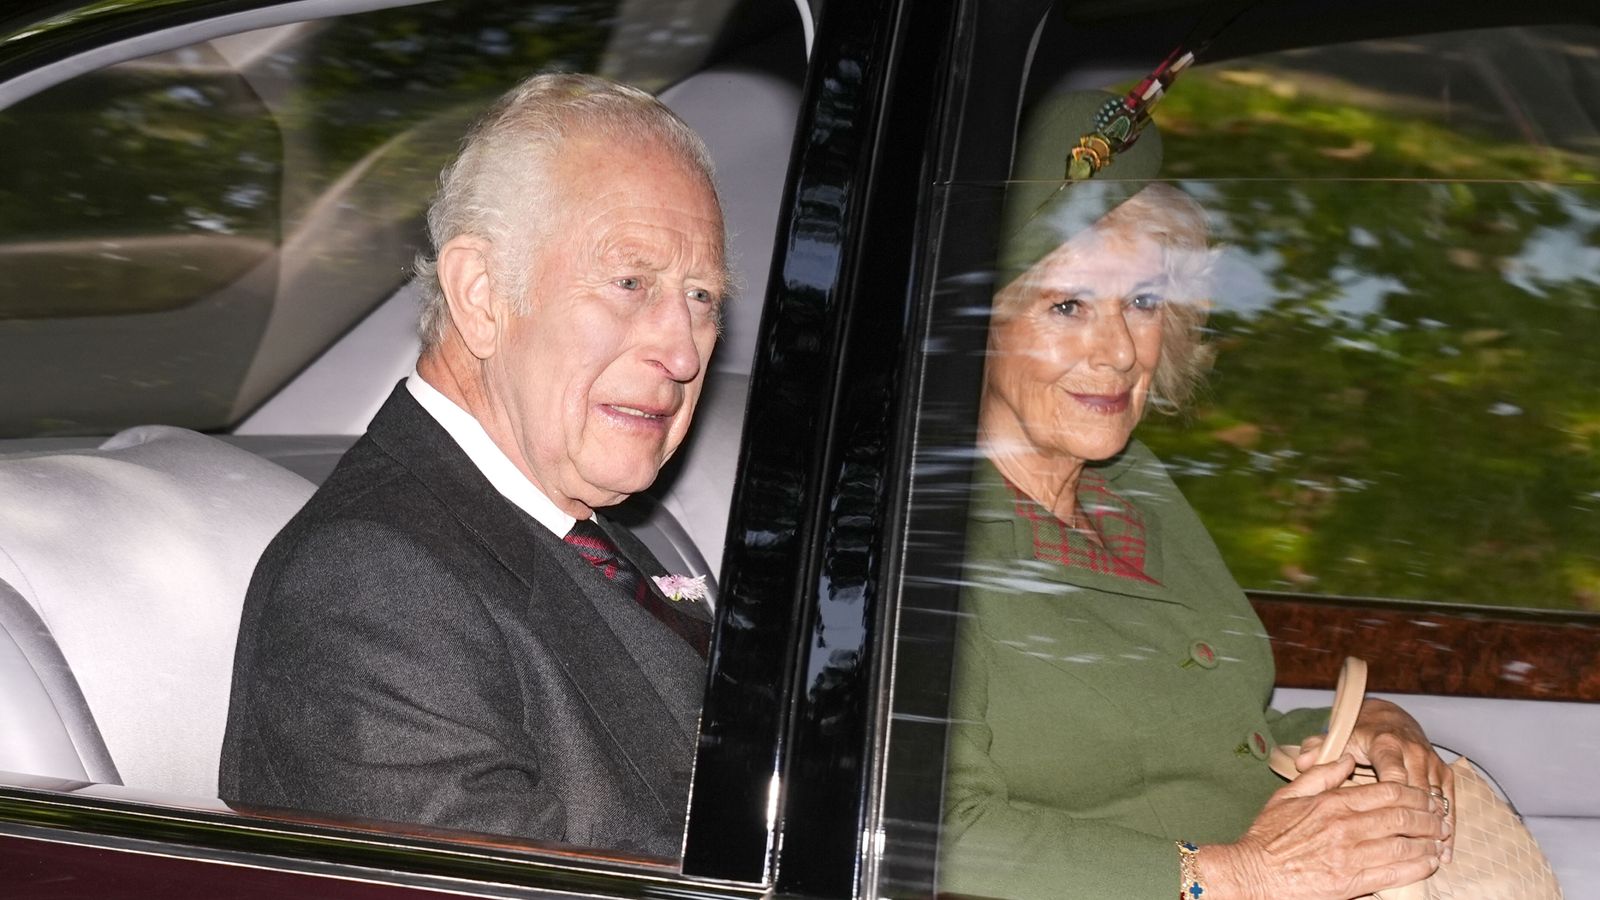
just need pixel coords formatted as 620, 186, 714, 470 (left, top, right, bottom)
484, 134, 725, 514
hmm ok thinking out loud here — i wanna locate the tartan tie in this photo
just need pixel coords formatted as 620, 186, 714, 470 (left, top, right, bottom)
563, 519, 710, 658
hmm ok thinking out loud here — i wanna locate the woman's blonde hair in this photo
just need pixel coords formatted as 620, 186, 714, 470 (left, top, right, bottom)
1104, 183, 1215, 413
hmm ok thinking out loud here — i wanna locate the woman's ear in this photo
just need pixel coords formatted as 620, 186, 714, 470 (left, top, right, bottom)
436, 235, 500, 360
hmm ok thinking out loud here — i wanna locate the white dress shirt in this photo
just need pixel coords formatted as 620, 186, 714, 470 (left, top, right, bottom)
406, 371, 577, 538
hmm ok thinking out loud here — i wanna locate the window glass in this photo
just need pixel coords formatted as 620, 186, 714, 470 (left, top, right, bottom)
873, 10, 1598, 899
0, 0, 786, 879
1134, 25, 1600, 610
0, 0, 742, 437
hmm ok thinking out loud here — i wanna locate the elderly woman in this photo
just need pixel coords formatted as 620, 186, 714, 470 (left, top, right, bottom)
940, 93, 1453, 900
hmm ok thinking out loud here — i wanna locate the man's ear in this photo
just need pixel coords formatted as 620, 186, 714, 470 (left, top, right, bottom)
437, 235, 500, 360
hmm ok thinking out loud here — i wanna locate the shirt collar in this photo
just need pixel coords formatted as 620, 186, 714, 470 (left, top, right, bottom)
406, 370, 578, 537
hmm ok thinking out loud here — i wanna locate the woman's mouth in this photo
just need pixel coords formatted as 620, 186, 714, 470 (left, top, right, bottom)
1068, 390, 1131, 414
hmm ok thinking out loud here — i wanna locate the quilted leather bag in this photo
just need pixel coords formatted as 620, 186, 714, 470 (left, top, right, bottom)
1269, 657, 1563, 900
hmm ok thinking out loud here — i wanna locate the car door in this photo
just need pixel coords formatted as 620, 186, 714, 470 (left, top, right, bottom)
834, 0, 1600, 897
0, 0, 872, 895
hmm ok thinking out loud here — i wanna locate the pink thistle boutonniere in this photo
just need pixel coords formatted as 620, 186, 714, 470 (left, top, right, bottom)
652, 574, 709, 602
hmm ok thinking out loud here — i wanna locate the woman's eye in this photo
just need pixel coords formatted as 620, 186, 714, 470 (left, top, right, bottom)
687, 288, 713, 304
1049, 298, 1083, 317
1128, 292, 1164, 312
616, 276, 643, 291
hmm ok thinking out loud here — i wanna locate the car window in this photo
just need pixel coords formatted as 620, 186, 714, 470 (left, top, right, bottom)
1130, 25, 1600, 613
869, 5, 1598, 897
0, 0, 800, 889
0, 0, 743, 438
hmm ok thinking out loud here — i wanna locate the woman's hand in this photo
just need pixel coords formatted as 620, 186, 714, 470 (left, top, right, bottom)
1197, 755, 1449, 900
1295, 698, 1455, 861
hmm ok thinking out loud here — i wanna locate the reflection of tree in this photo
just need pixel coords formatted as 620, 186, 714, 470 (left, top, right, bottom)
0, 57, 281, 248
1133, 68, 1600, 611
275, 0, 623, 217
0, 0, 737, 435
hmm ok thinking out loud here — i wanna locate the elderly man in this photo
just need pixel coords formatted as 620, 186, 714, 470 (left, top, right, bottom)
219, 74, 725, 857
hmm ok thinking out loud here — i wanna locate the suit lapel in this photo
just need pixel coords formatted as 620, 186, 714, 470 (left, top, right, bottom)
363, 384, 700, 807
541, 527, 704, 738
600, 518, 715, 625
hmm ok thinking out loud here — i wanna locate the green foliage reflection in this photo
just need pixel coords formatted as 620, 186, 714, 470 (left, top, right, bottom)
0, 0, 733, 436
1134, 68, 1600, 611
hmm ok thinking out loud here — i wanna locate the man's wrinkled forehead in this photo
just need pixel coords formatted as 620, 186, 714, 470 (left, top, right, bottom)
590, 213, 727, 278
543, 150, 725, 264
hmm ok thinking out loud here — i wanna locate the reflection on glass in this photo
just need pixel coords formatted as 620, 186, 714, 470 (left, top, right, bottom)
0, 0, 738, 437
881, 18, 1598, 900
1139, 181, 1600, 612
0, 48, 281, 319
1091, 25, 1600, 612
935, 149, 1350, 893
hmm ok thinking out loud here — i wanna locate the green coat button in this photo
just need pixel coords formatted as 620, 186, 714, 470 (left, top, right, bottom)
1187, 640, 1218, 669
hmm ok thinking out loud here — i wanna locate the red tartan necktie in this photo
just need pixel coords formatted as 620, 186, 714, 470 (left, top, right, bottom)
563, 519, 710, 658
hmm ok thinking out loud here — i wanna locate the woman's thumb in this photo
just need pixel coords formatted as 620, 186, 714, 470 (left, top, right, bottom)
1283, 753, 1355, 797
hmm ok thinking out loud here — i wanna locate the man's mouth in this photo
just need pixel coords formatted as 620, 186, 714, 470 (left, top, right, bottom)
602, 401, 683, 428
609, 405, 668, 420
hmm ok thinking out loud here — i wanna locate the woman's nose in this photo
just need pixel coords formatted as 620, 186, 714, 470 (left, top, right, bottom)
1087, 307, 1136, 371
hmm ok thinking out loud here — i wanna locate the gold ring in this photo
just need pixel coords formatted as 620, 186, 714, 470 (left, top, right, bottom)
1427, 787, 1450, 816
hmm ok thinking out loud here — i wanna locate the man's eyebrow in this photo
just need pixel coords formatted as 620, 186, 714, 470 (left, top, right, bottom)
596, 239, 729, 295
600, 243, 662, 269
695, 268, 732, 295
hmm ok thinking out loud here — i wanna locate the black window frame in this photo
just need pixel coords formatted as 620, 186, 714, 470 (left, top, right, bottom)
683, 0, 960, 893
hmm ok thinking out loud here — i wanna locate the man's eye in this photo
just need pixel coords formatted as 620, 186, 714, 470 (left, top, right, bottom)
616, 277, 643, 291
687, 288, 713, 304
1128, 292, 1164, 312
1049, 298, 1083, 316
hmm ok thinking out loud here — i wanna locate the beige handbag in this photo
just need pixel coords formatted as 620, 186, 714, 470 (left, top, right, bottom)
1269, 657, 1563, 900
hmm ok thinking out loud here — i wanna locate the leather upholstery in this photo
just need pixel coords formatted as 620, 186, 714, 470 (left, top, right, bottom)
0, 576, 117, 784
0, 426, 314, 796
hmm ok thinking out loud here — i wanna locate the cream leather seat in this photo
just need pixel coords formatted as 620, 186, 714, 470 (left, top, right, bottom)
0, 426, 313, 796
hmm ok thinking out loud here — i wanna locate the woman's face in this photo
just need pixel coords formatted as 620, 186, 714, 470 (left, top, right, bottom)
985, 225, 1168, 466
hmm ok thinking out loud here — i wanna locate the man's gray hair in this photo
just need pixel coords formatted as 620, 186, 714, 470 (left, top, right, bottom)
413, 73, 722, 351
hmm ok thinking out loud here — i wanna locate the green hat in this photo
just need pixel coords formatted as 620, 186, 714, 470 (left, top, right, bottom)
998, 90, 1164, 279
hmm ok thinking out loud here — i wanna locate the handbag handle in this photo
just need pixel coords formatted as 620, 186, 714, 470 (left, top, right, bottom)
1268, 656, 1368, 778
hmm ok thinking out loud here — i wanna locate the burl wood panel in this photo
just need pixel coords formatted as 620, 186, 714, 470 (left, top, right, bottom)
1248, 592, 1600, 703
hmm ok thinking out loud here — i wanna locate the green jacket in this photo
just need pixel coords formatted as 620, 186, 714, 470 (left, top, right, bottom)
941, 441, 1326, 899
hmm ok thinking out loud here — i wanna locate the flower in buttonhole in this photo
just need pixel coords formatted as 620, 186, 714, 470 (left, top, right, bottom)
653, 574, 709, 602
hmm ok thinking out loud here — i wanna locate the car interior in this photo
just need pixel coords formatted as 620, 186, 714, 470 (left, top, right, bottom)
0, 0, 808, 807
0, 0, 1595, 893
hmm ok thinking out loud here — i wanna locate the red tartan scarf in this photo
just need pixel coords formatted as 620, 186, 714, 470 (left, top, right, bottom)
1003, 470, 1159, 585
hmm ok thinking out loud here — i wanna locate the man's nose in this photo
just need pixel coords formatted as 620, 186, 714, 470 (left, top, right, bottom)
1087, 307, 1136, 372
644, 291, 703, 383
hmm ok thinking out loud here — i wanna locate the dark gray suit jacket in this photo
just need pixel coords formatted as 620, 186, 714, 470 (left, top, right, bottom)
220, 384, 707, 857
